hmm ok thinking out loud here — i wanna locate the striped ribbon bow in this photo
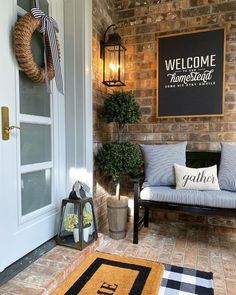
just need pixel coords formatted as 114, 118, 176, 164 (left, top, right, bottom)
31, 8, 64, 94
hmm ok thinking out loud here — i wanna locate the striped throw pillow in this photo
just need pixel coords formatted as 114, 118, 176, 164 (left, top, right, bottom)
218, 143, 236, 191
140, 142, 187, 186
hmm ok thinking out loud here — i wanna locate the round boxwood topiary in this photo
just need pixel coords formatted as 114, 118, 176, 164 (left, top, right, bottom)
101, 91, 141, 142
96, 141, 143, 199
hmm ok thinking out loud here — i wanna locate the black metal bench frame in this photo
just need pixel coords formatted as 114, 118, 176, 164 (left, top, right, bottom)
132, 151, 236, 244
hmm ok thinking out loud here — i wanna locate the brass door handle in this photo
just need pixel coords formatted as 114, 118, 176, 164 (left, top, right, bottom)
1, 106, 21, 140
5, 125, 21, 134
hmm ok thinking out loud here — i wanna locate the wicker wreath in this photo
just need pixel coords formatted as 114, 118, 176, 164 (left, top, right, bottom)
15, 12, 60, 83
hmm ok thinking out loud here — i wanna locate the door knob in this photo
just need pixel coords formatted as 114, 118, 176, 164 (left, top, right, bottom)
1, 106, 21, 140
5, 125, 21, 134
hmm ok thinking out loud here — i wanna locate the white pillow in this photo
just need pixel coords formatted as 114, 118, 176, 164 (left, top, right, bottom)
174, 164, 220, 191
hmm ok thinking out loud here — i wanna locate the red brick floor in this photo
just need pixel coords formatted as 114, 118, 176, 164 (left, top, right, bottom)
0, 221, 236, 295
0, 235, 103, 295
97, 222, 236, 295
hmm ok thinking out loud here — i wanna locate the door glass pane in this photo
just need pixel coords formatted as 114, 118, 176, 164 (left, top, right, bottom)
17, 0, 49, 14
19, 71, 50, 117
20, 123, 51, 165
18, 0, 50, 117
21, 169, 51, 215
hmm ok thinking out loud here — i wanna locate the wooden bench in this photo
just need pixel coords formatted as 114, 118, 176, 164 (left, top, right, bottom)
132, 151, 236, 244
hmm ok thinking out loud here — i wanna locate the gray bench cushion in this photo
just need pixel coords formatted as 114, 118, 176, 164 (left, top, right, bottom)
140, 186, 236, 209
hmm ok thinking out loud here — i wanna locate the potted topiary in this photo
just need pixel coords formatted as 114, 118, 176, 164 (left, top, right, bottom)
96, 91, 143, 239
101, 91, 141, 143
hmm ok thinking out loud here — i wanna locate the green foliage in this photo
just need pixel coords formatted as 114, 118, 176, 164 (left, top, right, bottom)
101, 91, 141, 125
64, 211, 93, 232
83, 210, 93, 228
96, 141, 143, 182
64, 214, 78, 232
97, 91, 142, 199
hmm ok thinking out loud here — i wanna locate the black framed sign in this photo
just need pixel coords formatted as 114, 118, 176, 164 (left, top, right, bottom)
157, 28, 225, 118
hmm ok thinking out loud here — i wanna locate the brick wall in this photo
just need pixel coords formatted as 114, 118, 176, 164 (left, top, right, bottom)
114, 0, 236, 228
92, 0, 117, 232
115, 0, 236, 151
92, 0, 236, 230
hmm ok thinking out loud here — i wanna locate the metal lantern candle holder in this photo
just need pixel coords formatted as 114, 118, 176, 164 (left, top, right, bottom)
100, 24, 126, 87
56, 197, 98, 250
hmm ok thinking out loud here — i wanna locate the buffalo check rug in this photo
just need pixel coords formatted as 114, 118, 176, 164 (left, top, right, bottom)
159, 264, 214, 295
53, 252, 214, 295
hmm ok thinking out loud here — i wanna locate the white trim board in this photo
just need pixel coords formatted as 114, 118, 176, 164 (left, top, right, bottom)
64, 0, 93, 194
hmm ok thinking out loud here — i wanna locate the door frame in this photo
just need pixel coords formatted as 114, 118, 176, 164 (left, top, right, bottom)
64, 0, 93, 194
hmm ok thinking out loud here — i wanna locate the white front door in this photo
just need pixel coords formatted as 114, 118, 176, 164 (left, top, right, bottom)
0, 0, 65, 271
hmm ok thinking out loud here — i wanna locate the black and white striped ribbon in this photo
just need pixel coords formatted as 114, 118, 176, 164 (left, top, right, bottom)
31, 7, 64, 94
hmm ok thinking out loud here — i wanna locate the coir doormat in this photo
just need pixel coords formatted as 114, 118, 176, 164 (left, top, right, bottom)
53, 252, 164, 295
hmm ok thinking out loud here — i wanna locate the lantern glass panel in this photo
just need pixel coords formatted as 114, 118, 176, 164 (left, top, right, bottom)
104, 45, 119, 83
60, 202, 78, 240
119, 46, 125, 83
83, 203, 94, 235
83, 203, 94, 243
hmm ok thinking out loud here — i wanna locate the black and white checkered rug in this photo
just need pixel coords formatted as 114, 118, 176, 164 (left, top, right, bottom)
159, 264, 214, 295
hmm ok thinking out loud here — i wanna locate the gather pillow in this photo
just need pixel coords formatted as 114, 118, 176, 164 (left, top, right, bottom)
140, 142, 187, 186
218, 143, 236, 191
174, 164, 220, 191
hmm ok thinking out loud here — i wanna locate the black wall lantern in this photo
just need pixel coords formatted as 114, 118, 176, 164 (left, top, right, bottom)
100, 24, 126, 87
